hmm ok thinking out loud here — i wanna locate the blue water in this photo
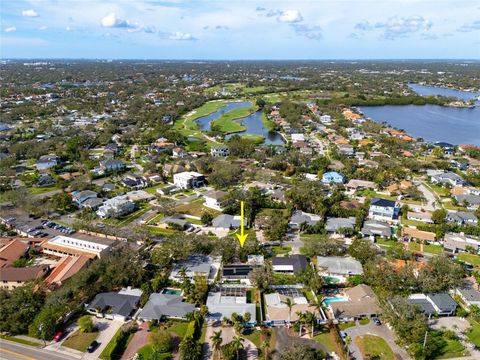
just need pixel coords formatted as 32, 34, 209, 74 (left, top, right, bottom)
360, 84, 480, 145
196, 101, 285, 145
196, 101, 251, 131
323, 297, 349, 306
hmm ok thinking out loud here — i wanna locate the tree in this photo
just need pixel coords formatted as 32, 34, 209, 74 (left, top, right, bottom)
431, 209, 447, 225
150, 328, 173, 353
231, 336, 244, 360
50, 192, 75, 212
78, 315, 95, 333
210, 330, 223, 359
279, 345, 326, 360
263, 212, 289, 242
283, 298, 294, 325
201, 212, 214, 225
419, 256, 465, 293
243, 312, 251, 324
180, 335, 202, 360
348, 238, 377, 265
248, 264, 273, 292
261, 340, 270, 360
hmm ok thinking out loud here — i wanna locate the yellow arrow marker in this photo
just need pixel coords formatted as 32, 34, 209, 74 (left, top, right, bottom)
236, 201, 248, 247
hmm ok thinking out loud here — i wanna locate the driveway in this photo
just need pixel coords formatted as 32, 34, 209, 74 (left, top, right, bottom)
430, 317, 480, 359
416, 181, 441, 211
122, 322, 149, 360
83, 318, 124, 360
343, 322, 411, 360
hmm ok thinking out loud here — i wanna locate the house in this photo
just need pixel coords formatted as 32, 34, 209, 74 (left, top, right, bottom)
96, 196, 135, 218
36, 155, 59, 171
271, 189, 286, 203
319, 114, 332, 124
368, 198, 400, 222
407, 293, 457, 316
212, 214, 245, 230
206, 286, 256, 326
72, 190, 98, 206
169, 254, 221, 283
86, 289, 142, 321
288, 210, 322, 230
325, 217, 356, 233
99, 159, 125, 173
82, 198, 104, 210
264, 290, 319, 326
222, 264, 253, 282
272, 255, 308, 274
431, 172, 467, 187
346, 179, 377, 191
402, 227, 436, 243
122, 175, 148, 189
434, 142, 455, 155
337, 144, 355, 156
156, 185, 179, 195
41, 235, 112, 259
37, 174, 56, 188
407, 211, 433, 224
454, 194, 480, 209
163, 164, 186, 176
44, 255, 90, 287
328, 285, 380, 321
446, 211, 478, 226
454, 286, 480, 308
139, 293, 196, 321
173, 171, 205, 189
159, 214, 191, 230
317, 256, 363, 277
360, 220, 392, 239
203, 190, 228, 211
210, 146, 230, 157
321, 172, 346, 185
0, 239, 30, 268
443, 233, 480, 254
0, 265, 49, 290
125, 190, 155, 202
172, 147, 188, 158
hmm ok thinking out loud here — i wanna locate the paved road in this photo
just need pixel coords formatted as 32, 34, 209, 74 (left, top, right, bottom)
416, 181, 439, 211
344, 322, 411, 360
0, 339, 72, 360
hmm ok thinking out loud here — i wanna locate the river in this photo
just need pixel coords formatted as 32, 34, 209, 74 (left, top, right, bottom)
360, 84, 480, 145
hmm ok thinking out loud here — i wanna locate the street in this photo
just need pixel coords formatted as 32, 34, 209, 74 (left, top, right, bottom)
0, 339, 72, 360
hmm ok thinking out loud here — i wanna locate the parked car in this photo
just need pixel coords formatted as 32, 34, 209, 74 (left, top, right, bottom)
372, 317, 381, 326
340, 331, 347, 341
87, 340, 99, 353
53, 332, 63, 342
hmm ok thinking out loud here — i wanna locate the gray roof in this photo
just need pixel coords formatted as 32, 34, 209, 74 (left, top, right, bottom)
454, 194, 480, 206
457, 287, 480, 303
371, 197, 396, 208
408, 298, 435, 314
160, 214, 189, 228
317, 256, 363, 275
446, 211, 478, 224
325, 217, 356, 232
139, 293, 195, 320
82, 197, 104, 208
272, 255, 308, 273
170, 254, 213, 279
361, 220, 392, 237
87, 292, 140, 317
428, 293, 457, 312
212, 214, 244, 229
289, 210, 321, 227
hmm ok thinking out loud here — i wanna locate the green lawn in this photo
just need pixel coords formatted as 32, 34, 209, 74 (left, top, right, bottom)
210, 105, 257, 133
103, 204, 152, 227
457, 253, 480, 267
242, 328, 262, 348
467, 320, 480, 347
62, 331, 98, 352
0, 335, 40, 347
355, 335, 395, 360
408, 242, 443, 255
314, 331, 340, 354
376, 238, 397, 248
271, 245, 292, 255
359, 318, 370, 325
338, 322, 356, 331
174, 198, 220, 218
144, 183, 168, 194
137, 344, 172, 360
30, 185, 59, 194
166, 321, 189, 338
436, 338, 467, 359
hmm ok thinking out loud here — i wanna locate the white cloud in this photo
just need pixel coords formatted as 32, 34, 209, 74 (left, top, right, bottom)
375, 16, 433, 39
4, 26, 16, 33
277, 10, 303, 23
101, 12, 137, 29
39, 26, 48, 31
22, 9, 38, 17
168, 31, 195, 40
457, 20, 480, 32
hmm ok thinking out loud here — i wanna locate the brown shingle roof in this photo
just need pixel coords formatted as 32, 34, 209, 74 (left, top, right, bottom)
0, 239, 29, 268
0, 265, 48, 282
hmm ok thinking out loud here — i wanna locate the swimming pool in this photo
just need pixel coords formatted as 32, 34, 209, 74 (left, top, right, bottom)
162, 288, 182, 296
323, 297, 349, 306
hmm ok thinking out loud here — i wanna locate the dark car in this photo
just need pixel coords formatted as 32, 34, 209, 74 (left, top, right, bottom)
87, 340, 99, 353
372, 317, 381, 326
53, 332, 63, 342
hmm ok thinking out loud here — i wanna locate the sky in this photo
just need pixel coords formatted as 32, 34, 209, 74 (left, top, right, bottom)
1, 0, 479, 60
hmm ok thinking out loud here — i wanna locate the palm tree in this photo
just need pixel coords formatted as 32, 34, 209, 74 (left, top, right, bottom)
283, 298, 294, 326
232, 335, 245, 360
261, 340, 270, 360
304, 311, 317, 337
296, 311, 306, 336
210, 330, 223, 360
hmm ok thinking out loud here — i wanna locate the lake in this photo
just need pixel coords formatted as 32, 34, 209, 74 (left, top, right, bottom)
360, 84, 480, 145
196, 101, 285, 145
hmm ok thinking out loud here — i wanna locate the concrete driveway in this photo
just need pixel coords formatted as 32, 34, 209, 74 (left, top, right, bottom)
343, 322, 411, 360
83, 318, 124, 360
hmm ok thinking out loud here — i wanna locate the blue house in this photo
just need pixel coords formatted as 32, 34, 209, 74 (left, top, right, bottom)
322, 171, 346, 185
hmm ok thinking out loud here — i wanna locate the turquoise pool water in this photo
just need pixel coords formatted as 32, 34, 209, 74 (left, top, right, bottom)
162, 288, 182, 296
323, 297, 349, 306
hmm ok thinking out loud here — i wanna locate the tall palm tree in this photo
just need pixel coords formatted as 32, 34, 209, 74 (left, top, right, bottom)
210, 330, 223, 360
296, 311, 306, 336
304, 311, 317, 337
283, 298, 294, 326
232, 335, 245, 360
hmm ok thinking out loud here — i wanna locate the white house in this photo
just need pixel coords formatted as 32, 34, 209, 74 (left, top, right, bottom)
203, 190, 228, 211
173, 171, 205, 189
210, 146, 229, 157
96, 196, 135, 218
